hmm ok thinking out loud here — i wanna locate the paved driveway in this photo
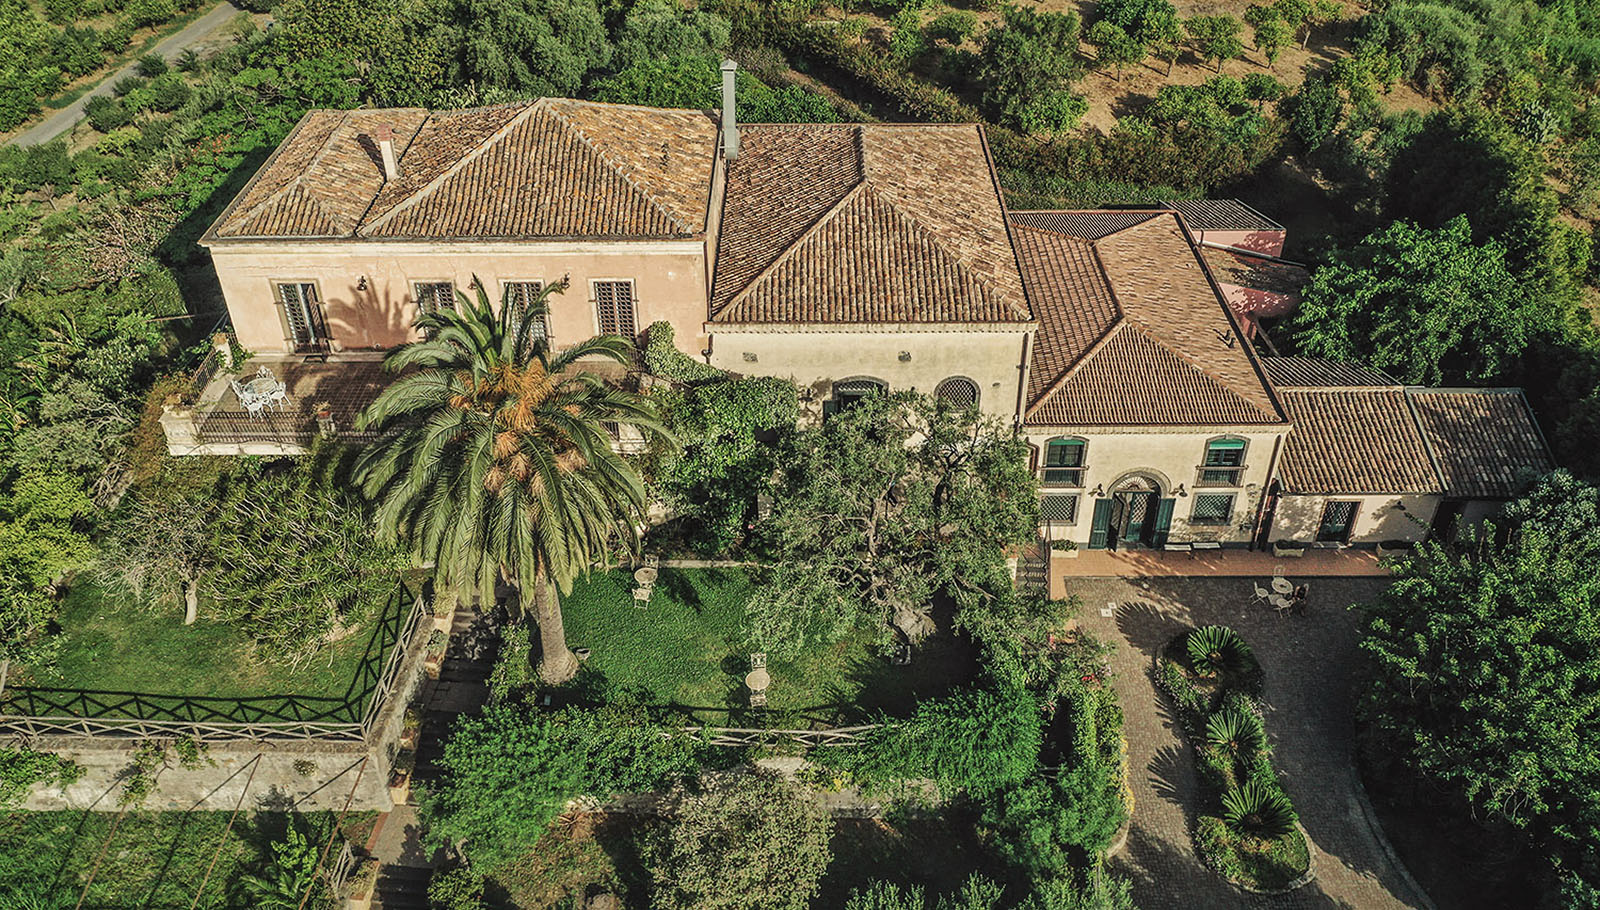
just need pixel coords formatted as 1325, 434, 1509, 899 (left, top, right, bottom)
1070, 576, 1434, 910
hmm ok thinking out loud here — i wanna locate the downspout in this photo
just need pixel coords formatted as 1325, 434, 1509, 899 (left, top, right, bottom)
1014, 330, 1034, 431
1251, 432, 1285, 550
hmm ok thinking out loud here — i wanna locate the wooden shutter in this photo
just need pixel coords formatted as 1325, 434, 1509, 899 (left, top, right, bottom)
1088, 499, 1113, 550
594, 280, 637, 338
1151, 498, 1176, 547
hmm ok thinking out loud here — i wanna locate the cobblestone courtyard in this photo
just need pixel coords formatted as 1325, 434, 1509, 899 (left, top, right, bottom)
1070, 575, 1434, 910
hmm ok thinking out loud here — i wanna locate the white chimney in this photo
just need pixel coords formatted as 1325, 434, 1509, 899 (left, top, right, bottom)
720, 60, 739, 162
375, 124, 399, 181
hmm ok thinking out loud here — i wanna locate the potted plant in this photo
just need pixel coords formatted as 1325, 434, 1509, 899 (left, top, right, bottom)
389, 750, 416, 805
345, 857, 379, 910
1050, 538, 1079, 558
424, 630, 448, 678
432, 595, 455, 633
399, 707, 422, 750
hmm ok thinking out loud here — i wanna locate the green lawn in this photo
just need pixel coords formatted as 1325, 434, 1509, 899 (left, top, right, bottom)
10, 579, 407, 716
0, 809, 375, 909
558, 568, 974, 724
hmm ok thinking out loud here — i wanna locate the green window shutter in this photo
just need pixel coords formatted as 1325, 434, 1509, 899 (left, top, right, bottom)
1088, 499, 1113, 549
1152, 498, 1176, 546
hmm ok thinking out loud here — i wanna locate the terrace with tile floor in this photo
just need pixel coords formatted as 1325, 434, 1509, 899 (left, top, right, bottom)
1072, 575, 1433, 910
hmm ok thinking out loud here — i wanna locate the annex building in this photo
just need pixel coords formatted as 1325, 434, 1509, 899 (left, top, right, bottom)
172, 69, 1553, 551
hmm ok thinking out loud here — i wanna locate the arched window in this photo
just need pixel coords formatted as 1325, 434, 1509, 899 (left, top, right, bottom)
934, 376, 980, 410
1043, 437, 1086, 487
828, 377, 886, 416
1199, 437, 1247, 486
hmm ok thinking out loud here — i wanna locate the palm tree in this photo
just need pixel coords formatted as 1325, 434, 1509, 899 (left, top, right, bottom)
355, 278, 666, 683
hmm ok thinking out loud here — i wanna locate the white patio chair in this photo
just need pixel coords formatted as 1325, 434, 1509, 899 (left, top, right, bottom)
749, 691, 766, 708
231, 379, 267, 418
1251, 583, 1271, 605
749, 652, 766, 670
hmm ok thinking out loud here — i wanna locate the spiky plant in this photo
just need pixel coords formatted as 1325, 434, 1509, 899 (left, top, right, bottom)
1186, 625, 1253, 677
1206, 706, 1266, 761
1220, 780, 1297, 840
356, 277, 668, 684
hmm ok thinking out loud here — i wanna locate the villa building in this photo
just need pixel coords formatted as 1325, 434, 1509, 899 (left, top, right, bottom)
168, 67, 1554, 551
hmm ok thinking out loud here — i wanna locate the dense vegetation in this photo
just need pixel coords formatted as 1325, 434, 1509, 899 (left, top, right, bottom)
1360, 471, 1600, 903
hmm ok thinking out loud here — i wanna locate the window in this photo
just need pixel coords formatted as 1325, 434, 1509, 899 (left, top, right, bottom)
1191, 493, 1235, 525
413, 281, 455, 315
1041, 494, 1079, 524
1199, 437, 1246, 486
1043, 438, 1086, 487
503, 280, 549, 341
830, 378, 886, 413
1317, 500, 1359, 543
934, 376, 979, 410
275, 282, 322, 347
594, 279, 637, 338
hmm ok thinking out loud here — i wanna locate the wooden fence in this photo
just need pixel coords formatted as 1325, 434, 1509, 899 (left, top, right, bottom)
0, 586, 428, 745
677, 725, 879, 748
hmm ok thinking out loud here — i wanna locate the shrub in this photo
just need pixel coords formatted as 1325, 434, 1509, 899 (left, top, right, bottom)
135, 52, 167, 77
846, 881, 927, 910
111, 74, 146, 97
982, 761, 1128, 878
83, 95, 130, 132
1205, 705, 1265, 763
427, 868, 485, 909
925, 9, 976, 45
147, 73, 190, 111
650, 771, 833, 910
1220, 779, 1296, 839
818, 686, 1043, 798
1184, 625, 1253, 678
641, 320, 721, 383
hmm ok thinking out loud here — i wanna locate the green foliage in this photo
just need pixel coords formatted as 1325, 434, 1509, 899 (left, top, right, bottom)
1205, 706, 1265, 762
846, 881, 927, 910
236, 822, 326, 908
84, 94, 131, 131
976, 5, 1086, 134
0, 472, 92, 668
980, 762, 1127, 880
428, 867, 486, 909
641, 320, 720, 383
420, 704, 703, 871
1220, 779, 1297, 839
747, 393, 1036, 655
458, 0, 612, 95
1087, 20, 1143, 81
819, 686, 1043, 798
959, 591, 1108, 705
1290, 215, 1538, 385
0, 748, 80, 806
889, 8, 929, 61
1184, 15, 1244, 71
486, 618, 536, 705
1185, 625, 1253, 678
610, 0, 729, 72
649, 771, 833, 910
135, 52, 168, 77
1359, 471, 1600, 893
1130, 75, 1268, 144
925, 9, 977, 46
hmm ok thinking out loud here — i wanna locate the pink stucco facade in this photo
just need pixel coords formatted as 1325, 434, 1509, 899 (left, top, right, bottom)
205, 240, 712, 356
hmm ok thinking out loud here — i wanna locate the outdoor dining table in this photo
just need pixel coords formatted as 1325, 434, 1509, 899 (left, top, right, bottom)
634, 566, 659, 586
1271, 576, 1294, 595
744, 667, 771, 692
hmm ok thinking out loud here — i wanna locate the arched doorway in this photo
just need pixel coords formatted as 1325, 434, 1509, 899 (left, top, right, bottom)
1088, 471, 1176, 550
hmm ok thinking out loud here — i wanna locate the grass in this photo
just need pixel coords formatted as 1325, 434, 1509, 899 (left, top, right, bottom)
558, 568, 975, 724
0, 809, 375, 908
12, 579, 406, 712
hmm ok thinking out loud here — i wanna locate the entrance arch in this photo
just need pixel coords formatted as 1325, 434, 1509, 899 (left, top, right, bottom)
1089, 469, 1177, 550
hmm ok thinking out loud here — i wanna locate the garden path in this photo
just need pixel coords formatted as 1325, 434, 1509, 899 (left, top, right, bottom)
1071, 576, 1435, 910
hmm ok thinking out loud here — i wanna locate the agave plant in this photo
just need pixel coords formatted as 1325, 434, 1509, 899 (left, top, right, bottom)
1221, 780, 1297, 840
1206, 706, 1266, 760
1186, 625, 1253, 677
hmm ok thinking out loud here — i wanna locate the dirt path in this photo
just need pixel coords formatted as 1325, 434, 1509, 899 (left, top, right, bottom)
1071, 575, 1435, 910
7, 1, 247, 148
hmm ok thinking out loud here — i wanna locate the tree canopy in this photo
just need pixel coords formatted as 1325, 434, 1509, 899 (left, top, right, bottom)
1358, 471, 1600, 896
1290, 216, 1539, 385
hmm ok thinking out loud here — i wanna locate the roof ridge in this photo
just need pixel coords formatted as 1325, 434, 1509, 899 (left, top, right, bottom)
358, 101, 543, 236
716, 181, 870, 318
1117, 323, 1277, 420
225, 111, 351, 235
542, 101, 695, 236
1024, 321, 1129, 422
866, 177, 1030, 321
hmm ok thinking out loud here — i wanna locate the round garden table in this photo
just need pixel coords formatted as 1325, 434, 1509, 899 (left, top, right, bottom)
744, 667, 771, 692
634, 566, 659, 586
1271, 576, 1294, 595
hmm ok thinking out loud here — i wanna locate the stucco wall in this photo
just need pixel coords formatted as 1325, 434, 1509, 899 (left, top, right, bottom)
1269, 493, 1439, 545
1023, 426, 1290, 546
206, 241, 711, 356
1195, 228, 1285, 257
709, 328, 1030, 421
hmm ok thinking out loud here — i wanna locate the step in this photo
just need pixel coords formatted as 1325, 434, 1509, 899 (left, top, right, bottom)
373, 864, 432, 910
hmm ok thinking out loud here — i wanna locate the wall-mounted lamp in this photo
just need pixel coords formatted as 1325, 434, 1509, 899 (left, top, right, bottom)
1090, 484, 1105, 498
1175, 484, 1188, 498
898, 351, 912, 362
357, 276, 368, 291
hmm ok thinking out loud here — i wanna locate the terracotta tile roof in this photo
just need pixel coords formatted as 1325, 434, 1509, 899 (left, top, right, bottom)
1009, 210, 1160, 240
1262, 357, 1396, 388
209, 100, 717, 241
1277, 388, 1443, 494
1406, 389, 1553, 498
215, 109, 428, 238
710, 123, 1030, 324
1163, 198, 1282, 232
1018, 211, 1284, 427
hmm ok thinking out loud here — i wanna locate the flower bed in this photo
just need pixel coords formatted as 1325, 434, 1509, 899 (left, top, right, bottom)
1155, 625, 1311, 893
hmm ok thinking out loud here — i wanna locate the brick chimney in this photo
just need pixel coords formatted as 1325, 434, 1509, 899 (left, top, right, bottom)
375, 124, 399, 181
720, 60, 739, 162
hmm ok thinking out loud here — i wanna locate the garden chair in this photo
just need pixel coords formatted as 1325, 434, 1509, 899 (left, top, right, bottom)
230, 379, 267, 418
749, 652, 766, 670
749, 691, 766, 708
1251, 583, 1271, 605
642, 553, 660, 569
632, 587, 651, 609
1269, 593, 1294, 617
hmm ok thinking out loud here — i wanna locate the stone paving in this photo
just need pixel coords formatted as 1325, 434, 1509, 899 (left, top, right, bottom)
1070, 575, 1435, 910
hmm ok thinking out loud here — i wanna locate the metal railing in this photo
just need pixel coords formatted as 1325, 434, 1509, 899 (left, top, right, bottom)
677, 724, 879, 748
0, 586, 428, 745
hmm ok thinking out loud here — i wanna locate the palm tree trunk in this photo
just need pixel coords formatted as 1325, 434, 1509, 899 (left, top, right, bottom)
531, 573, 579, 684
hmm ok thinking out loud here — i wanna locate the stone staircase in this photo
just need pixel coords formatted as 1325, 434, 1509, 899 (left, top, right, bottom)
1016, 541, 1050, 598
372, 601, 503, 910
